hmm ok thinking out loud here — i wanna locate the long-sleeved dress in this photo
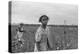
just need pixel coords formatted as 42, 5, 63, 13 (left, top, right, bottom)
34, 26, 50, 51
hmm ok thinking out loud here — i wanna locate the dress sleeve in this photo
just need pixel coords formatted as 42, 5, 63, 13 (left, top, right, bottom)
35, 27, 41, 42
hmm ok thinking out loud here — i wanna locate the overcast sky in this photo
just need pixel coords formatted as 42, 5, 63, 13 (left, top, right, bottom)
11, 1, 78, 25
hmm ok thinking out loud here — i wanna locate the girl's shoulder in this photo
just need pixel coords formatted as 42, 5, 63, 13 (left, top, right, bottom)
36, 25, 51, 32
36, 26, 42, 32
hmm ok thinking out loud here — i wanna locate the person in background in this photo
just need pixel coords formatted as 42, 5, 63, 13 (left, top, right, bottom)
14, 23, 26, 49
34, 15, 50, 51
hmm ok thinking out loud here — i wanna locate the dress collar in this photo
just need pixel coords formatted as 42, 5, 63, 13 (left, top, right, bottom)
40, 25, 48, 32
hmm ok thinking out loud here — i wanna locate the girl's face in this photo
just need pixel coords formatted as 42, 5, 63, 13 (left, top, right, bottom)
41, 17, 48, 25
19, 24, 23, 28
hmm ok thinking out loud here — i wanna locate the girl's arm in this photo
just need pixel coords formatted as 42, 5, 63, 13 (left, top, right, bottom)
34, 28, 41, 51
35, 28, 41, 42
47, 26, 51, 49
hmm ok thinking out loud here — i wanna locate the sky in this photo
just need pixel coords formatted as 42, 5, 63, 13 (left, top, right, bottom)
11, 1, 78, 25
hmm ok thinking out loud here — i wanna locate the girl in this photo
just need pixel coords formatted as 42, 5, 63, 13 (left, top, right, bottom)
14, 23, 26, 49
34, 15, 50, 51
